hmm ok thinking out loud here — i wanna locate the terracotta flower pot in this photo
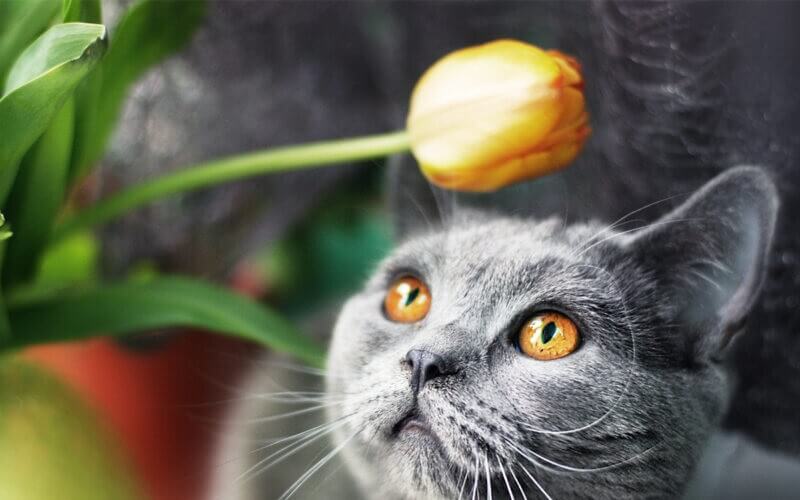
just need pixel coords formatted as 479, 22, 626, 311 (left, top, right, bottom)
27, 332, 257, 500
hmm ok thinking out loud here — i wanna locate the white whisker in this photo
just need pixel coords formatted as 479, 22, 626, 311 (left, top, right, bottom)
248, 391, 345, 404
688, 267, 724, 292
508, 464, 528, 500
264, 360, 327, 377
508, 438, 657, 474
496, 454, 515, 500
577, 193, 685, 253
484, 452, 493, 500
518, 462, 554, 500
576, 217, 701, 258
277, 429, 360, 500
242, 401, 344, 424
235, 413, 354, 484
471, 451, 480, 500
458, 465, 470, 500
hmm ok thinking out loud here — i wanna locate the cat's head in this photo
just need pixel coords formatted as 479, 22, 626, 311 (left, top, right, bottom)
326, 166, 777, 499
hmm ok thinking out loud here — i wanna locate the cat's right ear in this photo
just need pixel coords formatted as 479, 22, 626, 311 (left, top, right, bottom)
624, 166, 778, 359
386, 155, 446, 241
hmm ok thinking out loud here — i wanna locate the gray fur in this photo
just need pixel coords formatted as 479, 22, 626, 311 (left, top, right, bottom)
325, 167, 778, 499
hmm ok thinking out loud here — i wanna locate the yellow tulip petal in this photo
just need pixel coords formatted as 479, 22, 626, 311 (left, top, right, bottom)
548, 50, 583, 87
408, 40, 565, 171
553, 87, 586, 131
422, 137, 584, 192
408, 39, 590, 192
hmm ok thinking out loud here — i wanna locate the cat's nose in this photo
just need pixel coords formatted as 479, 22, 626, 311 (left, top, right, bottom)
404, 349, 454, 396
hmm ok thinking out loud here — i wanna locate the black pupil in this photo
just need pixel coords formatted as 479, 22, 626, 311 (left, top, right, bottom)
404, 287, 420, 307
541, 322, 557, 344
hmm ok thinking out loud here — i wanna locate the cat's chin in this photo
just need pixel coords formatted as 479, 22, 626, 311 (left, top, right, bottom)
344, 407, 462, 497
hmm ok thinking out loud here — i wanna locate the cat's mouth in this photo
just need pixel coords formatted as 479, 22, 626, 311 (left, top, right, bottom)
390, 409, 436, 439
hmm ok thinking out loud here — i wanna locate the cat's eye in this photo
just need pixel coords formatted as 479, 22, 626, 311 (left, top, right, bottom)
384, 276, 431, 323
517, 311, 580, 360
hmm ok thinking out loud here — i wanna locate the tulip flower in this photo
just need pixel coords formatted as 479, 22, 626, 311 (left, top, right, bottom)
57, 40, 590, 239
407, 39, 590, 191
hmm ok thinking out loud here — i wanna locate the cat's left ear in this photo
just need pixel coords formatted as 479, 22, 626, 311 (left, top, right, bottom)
625, 166, 778, 357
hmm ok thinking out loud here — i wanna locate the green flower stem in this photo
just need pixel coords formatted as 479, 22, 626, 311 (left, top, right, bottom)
52, 130, 410, 242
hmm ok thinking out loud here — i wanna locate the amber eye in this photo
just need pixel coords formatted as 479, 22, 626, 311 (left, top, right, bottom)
517, 311, 580, 360
384, 276, 431, 323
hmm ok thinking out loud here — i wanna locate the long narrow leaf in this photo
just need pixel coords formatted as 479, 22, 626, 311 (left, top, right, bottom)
70, 0, 206, 179
3, 98, 75, 288
62, 0, 101, 23
0, 23, 107, 207
0, 0, 61, 82
63, 0, 104, 176
4, 4, 96, 286
6, 277, 325, 367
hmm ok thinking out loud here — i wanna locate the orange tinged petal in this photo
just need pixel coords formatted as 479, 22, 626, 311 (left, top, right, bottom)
407, 39, 590, 192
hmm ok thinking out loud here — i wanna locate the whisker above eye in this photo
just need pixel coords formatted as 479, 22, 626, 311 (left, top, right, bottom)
575, 217, 703, 258
576, 192, 686, 254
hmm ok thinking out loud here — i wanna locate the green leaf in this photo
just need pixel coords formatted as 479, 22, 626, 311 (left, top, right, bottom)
62, 0, 102, 23
4, 23, 105, 95
2, 98, 75, 288
62, 0, 104, 177
0, 23, 107, 207
0, 0, 61, 82
0, 213, 11, 242
70, 0, 206, 180
6, 277, 325, 367
4, 231, 99, 307
69, 66, 103, 179
34, 230, 98, 287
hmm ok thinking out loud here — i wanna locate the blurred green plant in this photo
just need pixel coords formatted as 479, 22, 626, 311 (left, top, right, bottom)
260, 173, 393, 317
0, 0, 335, 367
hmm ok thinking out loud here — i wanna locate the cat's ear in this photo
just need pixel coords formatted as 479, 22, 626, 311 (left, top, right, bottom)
386, 155, 445, 240
625, 166, 778, 357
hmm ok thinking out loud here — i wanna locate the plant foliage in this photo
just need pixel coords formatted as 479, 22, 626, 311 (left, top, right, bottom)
0, 0, 324, 365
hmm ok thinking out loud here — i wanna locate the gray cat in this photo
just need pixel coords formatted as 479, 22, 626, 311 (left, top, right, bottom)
213, 166, 793, 500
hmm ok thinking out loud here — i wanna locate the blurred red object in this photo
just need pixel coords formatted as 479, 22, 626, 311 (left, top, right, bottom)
27, 332, 258, 500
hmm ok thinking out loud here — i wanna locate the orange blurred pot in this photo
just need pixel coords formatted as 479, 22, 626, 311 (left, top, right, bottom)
27, 332, 257, 500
